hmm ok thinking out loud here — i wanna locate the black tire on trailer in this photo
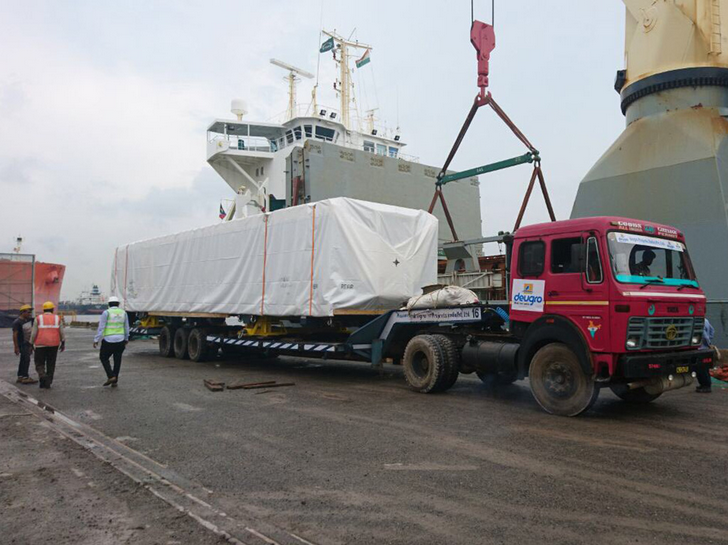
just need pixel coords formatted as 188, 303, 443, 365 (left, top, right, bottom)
475, 370, 518, 387
609, 384, 662, 404
528, 343, 599, 416
431, 334, 460, 391
173, 328, 191, 360
159, 325, 176, 358
187, 328, 209, 362
402, 335, 451, 393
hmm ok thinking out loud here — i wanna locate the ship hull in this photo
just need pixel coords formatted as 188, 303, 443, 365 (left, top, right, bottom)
0, 259, 66, 327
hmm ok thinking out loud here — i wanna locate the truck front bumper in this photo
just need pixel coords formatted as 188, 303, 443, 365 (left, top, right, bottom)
617, 349, 714, 379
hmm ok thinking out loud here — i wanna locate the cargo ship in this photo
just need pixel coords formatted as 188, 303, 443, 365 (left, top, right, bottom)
0, 239, 65, 327
207, 30, 483, 246
58, 284, 106, 314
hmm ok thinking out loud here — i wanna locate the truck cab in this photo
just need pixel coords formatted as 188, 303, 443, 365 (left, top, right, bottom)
506, 216, 713, 414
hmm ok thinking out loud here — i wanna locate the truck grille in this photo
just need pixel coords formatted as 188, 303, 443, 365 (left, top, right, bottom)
627, 317, 702, 350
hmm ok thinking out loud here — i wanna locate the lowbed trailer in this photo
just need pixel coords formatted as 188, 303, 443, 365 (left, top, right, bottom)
128, 216, 715, 417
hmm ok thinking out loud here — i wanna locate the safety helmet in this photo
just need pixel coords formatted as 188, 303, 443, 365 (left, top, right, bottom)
42, 301, 55, 311
108, 296, 120, 304
19, 304, 32, 312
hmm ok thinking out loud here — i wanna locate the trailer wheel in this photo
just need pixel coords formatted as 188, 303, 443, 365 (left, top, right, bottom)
402, 335, 451, 393
173, 328, 190, 360
187, 328, 209, 362
528, 343, 599, 416
431, 334, 460, 391
609, 384, 662, 404
159, 325, 176, 358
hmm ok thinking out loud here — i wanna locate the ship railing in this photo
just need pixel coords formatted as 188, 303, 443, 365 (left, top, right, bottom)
208, 134, 275, 153
397, 152, 420, 164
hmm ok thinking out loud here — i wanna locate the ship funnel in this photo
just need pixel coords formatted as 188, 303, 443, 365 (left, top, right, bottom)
572, 0, 728, 343
231, 99, 248, 121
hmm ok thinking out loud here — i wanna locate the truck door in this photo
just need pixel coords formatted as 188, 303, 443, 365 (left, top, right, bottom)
545, 232, 610, 351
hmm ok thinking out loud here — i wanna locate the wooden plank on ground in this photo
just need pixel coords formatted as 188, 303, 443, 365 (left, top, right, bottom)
241, 382, 295, 390
226, 380, 276, 390
204, 379, 225, 392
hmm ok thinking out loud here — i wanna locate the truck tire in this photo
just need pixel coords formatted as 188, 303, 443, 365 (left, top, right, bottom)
402, 335, 451, 393
609, 384, 662, 404
528, 343, 599, 416
159, 325, 176, 358
431, 334, 460, 391
187, 328, 209, 362
476, 371, 517, 387
173, 328, 190, 360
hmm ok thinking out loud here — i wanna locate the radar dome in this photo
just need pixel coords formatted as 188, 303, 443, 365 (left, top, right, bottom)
231, 99, 248, 120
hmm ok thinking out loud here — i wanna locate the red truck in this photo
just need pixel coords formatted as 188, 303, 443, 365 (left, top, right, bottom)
136, 215, 713, 417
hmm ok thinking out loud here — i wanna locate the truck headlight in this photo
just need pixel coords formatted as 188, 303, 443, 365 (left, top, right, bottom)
626, 337, 639, 349
691, 334, 701, 346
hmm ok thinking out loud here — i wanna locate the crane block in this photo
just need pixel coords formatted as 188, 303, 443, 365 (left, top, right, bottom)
470, 21, 496, 97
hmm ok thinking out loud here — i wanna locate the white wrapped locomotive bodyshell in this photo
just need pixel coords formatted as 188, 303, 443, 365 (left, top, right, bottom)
110, 198, 438, 317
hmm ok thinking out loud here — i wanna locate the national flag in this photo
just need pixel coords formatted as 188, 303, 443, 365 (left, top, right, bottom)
219, 204, 226, 220
320, 37, 334, 53
355, 49, 371, 68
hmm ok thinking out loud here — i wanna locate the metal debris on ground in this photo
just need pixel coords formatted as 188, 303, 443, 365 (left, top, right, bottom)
241, 382, 295, 390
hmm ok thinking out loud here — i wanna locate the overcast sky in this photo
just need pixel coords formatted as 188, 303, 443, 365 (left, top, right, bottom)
0, 1, 625, 299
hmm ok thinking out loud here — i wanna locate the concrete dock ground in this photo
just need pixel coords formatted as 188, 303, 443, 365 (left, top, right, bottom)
1, 328, 728, 545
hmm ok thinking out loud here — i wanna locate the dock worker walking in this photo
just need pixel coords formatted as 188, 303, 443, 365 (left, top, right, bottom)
12, 304, 37, 384
93, 296, 129, 387
31, 301, 65, 389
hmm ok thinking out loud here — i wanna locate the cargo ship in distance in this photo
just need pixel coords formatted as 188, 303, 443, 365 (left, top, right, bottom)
207, 29, 483, 246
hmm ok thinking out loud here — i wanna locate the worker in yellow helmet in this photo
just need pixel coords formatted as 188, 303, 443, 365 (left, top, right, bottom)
30, 301, 65, 389
12, 304, 38, 384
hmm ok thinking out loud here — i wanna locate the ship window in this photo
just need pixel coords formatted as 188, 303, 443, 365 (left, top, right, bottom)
315, 126, 335, 141
376, 143, 386, 156
255, 167, 259, 177
237, 139, 245, 150
304, 125, 312, 137
270, 140, 278, 152
363, 141, 375, 153
388, 147, 398, 158
285, 130, 294, 144
293, 126, 302, 140
260, 166, 264, 176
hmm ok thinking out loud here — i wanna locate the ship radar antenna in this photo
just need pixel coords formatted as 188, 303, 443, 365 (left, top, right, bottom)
230, 99, 248, 121
270, 59, 314, 121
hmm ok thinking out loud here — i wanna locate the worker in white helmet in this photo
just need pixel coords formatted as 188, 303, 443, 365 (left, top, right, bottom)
93, 296, 129, 387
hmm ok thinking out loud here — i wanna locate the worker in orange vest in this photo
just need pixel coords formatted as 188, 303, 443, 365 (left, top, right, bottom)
30, 301, 65, 389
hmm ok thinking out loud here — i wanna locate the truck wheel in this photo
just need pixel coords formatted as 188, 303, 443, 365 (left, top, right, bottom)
159, 325, 176, 358
476, 371, 517, 387
431, 334, 460, 391
609, 384, 662, 404
173, 328, 190, 360
187, 328, 209, 362
402, 335, 450, 393
529, 343, 599, 416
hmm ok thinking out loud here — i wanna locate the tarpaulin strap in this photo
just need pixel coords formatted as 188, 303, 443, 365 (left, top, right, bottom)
260, 215, 269, 315
309, 205, 316, 316
123, 245, 129, 307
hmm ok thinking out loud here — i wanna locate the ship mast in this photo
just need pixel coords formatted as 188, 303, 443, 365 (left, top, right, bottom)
322, 30, 372, 130
270, 59, 314, 121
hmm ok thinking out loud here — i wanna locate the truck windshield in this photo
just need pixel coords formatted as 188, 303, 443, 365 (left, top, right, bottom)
607, 231, 698, 287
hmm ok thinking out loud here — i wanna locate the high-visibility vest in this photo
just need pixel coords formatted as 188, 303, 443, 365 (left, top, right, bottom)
102, 307, 126, 338
36, 313, 61, 347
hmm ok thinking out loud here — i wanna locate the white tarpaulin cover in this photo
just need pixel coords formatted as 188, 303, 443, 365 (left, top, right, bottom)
110, 198, 438, 317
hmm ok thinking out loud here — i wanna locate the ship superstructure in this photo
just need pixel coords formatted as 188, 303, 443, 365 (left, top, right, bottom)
206, 30, 483, 245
